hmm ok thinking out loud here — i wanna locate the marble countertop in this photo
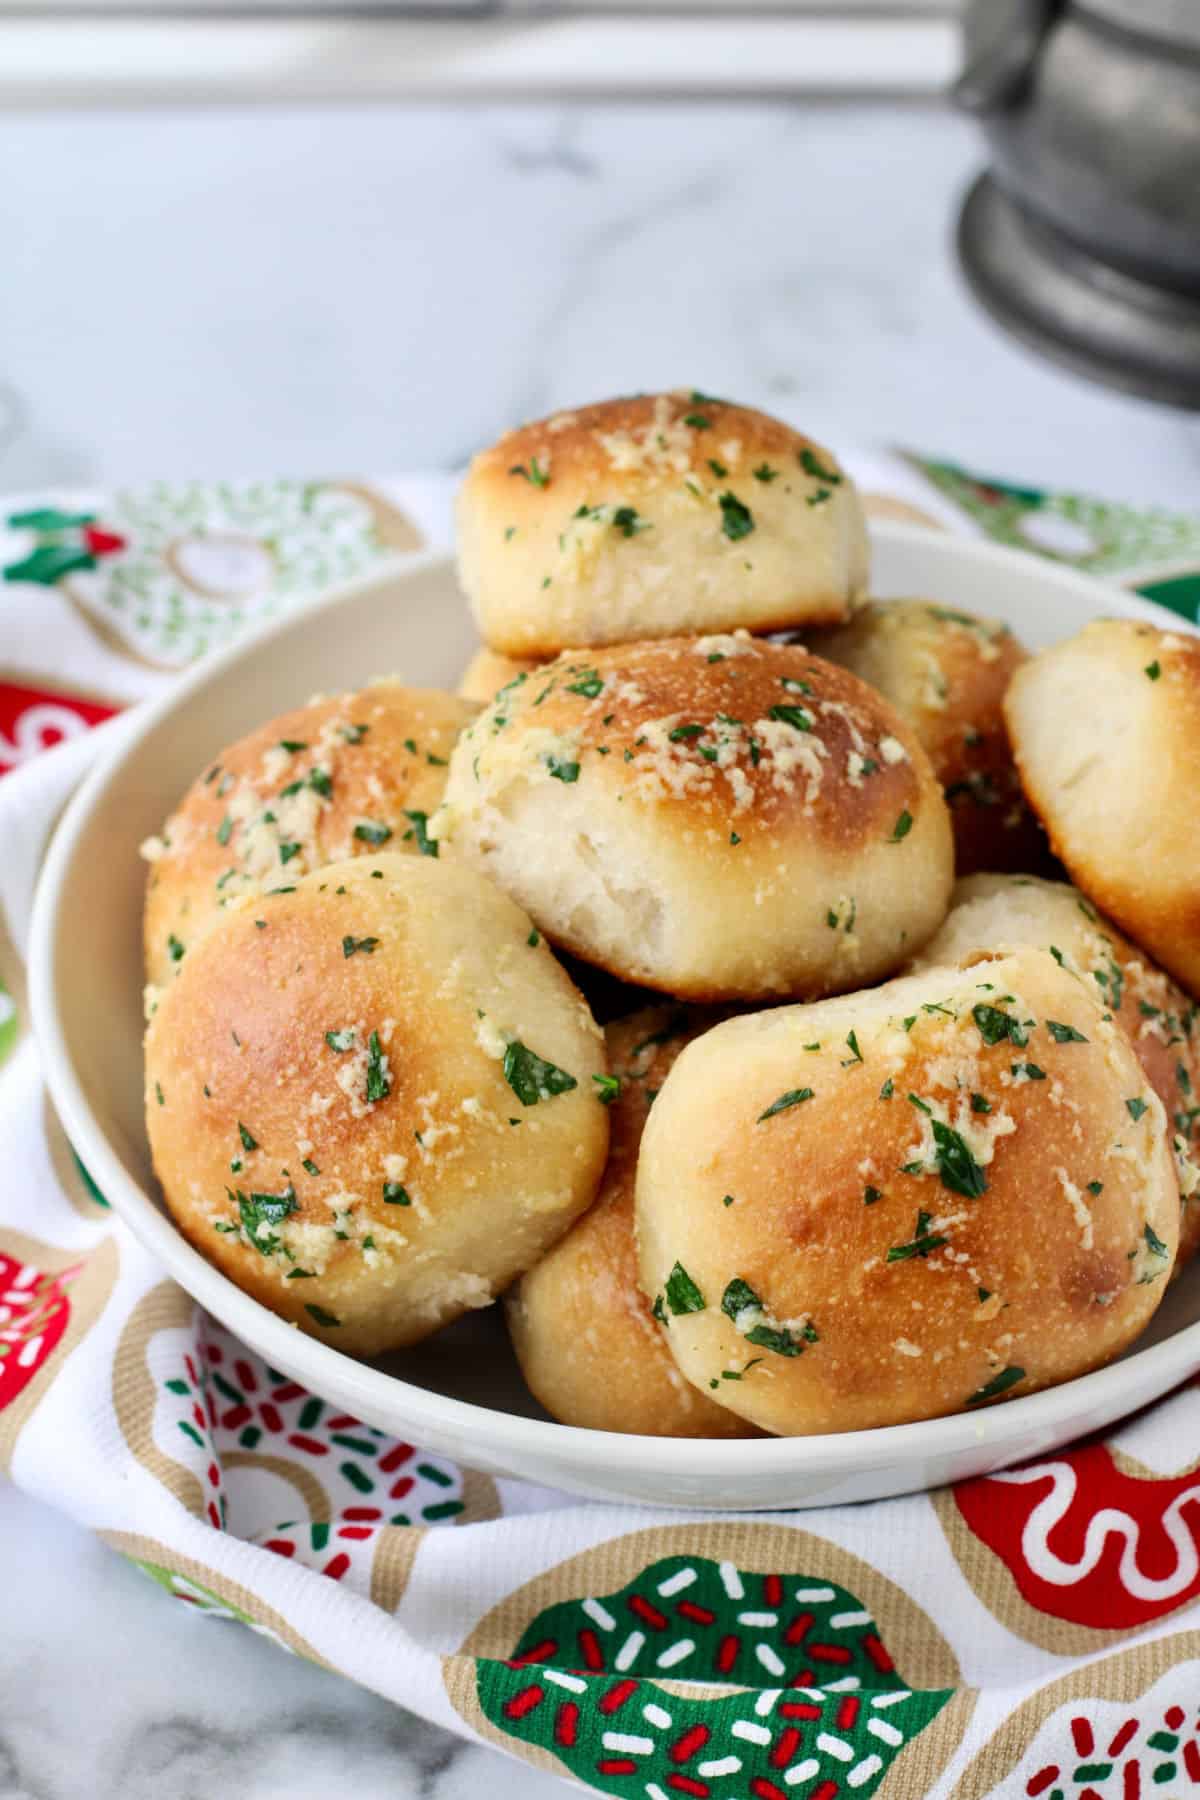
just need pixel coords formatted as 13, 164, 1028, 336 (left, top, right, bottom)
2, 94, 1198, 1800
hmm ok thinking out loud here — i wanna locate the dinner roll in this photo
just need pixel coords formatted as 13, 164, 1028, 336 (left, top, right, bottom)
459, 646, 544, 704
636, 947, 1178, 1436
1005, 619, 1200, 997
457, 392, 869, 655
144, 854, 609, 1355
142, 681, 477, 992
435, 636, 954, 1000
506, 1006, 755, 1437
807, 598, 1046, 875
913, 872, 1200, 1261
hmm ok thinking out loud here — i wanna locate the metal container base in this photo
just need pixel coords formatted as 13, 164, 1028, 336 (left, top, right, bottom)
957, 172, 1200, 412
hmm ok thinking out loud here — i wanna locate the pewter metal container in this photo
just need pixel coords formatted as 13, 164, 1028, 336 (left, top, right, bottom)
955, 0, 1200, 405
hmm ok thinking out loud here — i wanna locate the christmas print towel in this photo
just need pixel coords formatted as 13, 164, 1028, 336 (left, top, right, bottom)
5, 454, 1200, 1800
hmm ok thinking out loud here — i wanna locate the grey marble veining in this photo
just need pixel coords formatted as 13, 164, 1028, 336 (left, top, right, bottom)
2, 92, 1199, 1800
0, 99, 1197, 502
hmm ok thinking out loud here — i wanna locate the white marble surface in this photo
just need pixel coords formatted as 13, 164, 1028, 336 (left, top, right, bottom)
2, 94, 1198, 1800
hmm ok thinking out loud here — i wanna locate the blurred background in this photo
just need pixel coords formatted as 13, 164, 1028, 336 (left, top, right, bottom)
0, 0, 1197, 504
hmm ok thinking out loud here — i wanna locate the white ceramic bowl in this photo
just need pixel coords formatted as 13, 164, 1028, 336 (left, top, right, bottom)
29, 525, 1200, 1511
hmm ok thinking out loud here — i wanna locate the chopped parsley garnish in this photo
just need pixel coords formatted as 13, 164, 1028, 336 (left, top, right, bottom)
972, 1003, 1030, 1047
216, 815, 233, 846
757, 1087, 814, 1122
707, 458, 728, 479
526, 928, 540, 948
931, 1120, 988, 1198
301, 1158, 320, 1176
342, 936, 379, 958
879, 1078, 894, 1100
402, 809, 438, 857
611, 506, 648, 538
977, 1287, 992, 1303
279, 842, 302, 864
1145, 660, 1162, 680
720, 1278, 813, 1356
167, 934, 186, 963
503, 1041, 578, 1106
864, 1185, 882, 1205
664, 1262, 706, 1315
745, 1321, 810, 1357
683, 411, 712, 430
354, 820, 393, 846
781, 676, 813, 694
307, 768, 333, 798
1143, 1222, 1170, 1265
592, 1073, 621, 1105
730, 831, 741, 846
1011, 1061, 1047, 1081
365, 1030, 390, 1102
237, 1121, 258, 1152
566, 671, 604, 698
908, 1093, 932, 1115
383, 1181, 411, 1206
545, 756, 580, 784
1127, 1096, 1149, 1121
720, 1278, 759, 1321
888, 810, 913, 843
843, 1030, 864, 1066
966, 1365, 1025, 1405
669, 723, 705, 742
341, 723, 369, 744
799, 446, 843, 486
1088, 1180, 1104, 1195
718, 491, 754, 541
325, 1029, 355, 1051
722, 1194, 735, 1207
304, 1304, 341, 1328
236, 1184, 298, 1255
753, 463, 779, 483
1046, 1020, 1088, 1043
651, 1293, 667, 1324
887, 1210, 948, 1263
509, 456, 549, 487
971, 1092, 992, 1114
279, 738, 307, 753
767, 704, 813, 733
155, 1082, 164, 1106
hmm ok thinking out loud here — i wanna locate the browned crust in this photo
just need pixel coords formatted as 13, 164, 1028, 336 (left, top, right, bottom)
143, 682, 477, 984
809, 600, 1049, 877
1005, 621, 1200, 996
467, 392, 844, 503
638, 950, 1178, 1435
144, 856, 608, 1353
472, 637, 931, 854
507, 1004, 756, 1437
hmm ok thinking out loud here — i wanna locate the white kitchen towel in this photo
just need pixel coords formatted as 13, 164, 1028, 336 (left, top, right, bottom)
4, 453, 1200, 1800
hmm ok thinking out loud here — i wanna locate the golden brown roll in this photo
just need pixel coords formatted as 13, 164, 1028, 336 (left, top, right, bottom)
458, 646, 545, 704
456, 392, 869, 655
144, 854, 609, 1355
506, 1005, 755, 1437
636, 947, 1178, 1436
142, 681, 477, 992
435, 636, 954, 1001
806, 598, 1046, 875
1005, 619, 1200, 997
913, 871, 1200, 1261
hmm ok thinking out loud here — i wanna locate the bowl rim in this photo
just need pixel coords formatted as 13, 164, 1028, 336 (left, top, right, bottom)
27, 522, 1200, 1489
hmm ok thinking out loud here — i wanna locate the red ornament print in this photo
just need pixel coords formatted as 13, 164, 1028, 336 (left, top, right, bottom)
954, 1443, 1200, 1632
0, 680, 120, 779
0, 1249, 81, 1413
